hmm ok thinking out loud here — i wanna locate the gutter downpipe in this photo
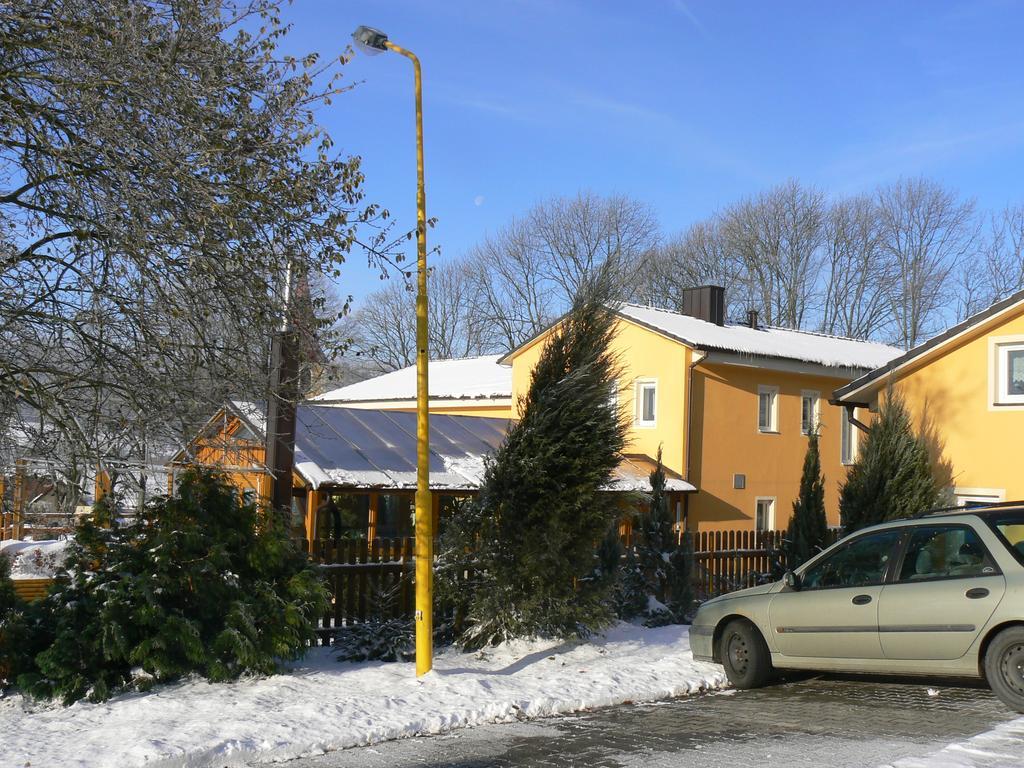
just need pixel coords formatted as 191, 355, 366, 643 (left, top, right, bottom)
684, 349, 707, 532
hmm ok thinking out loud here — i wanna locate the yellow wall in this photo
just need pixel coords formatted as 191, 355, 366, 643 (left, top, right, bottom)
875, 309, 1024, 503
688, 362, 855, 532
510, 317, 691, 476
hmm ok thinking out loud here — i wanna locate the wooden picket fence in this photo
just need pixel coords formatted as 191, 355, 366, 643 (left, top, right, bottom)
309, 528, 844, 640
310, 537, 416, 644
690, 528, 841, 599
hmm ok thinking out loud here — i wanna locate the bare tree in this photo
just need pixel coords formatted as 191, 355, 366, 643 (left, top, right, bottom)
465, 216, 557, 351
527, 191, 659, 300
959, 204, 1024, 318
428, 261, 500, 359
719, 180, 825, 328
465, 192, 658, 350
345, 261, 499, 373
0, 0, 391, 486
875, 178, 978, 348
639, 219, 740, 317
819, 195, 892, 338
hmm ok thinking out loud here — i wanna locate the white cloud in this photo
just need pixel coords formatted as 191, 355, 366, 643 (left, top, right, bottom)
473, 195, 485, 207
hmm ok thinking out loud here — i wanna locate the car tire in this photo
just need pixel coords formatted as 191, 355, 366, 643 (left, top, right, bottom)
719, 619, 772, 689
984, 626, 1024, 713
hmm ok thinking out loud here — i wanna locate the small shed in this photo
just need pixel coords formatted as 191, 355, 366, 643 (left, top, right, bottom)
173, 401, 695, 551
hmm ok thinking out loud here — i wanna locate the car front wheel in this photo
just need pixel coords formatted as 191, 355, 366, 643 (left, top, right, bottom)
984, 626, 1024, 713
719, 619, 772, 689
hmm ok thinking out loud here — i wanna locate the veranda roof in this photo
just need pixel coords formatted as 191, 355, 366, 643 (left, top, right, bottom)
228, 402, 694, 493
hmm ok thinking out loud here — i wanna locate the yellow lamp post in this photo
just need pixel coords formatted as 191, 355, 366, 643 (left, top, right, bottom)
352, 25, 433, 676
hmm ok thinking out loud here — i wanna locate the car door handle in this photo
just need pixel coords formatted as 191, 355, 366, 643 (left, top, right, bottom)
966, 588, 990, 599
852, 594, 872, 605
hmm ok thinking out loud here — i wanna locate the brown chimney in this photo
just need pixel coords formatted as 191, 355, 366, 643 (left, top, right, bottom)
679, 285, 725, 326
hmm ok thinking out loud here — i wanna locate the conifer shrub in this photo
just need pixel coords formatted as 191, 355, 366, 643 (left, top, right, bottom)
839, 390, 944, 533
438, 275, 627, 648
0, 553, 42, 687
617, 449, 693, 625
18, 471, 329, 704
334, 581, 413, 663
786, 431, 829, 569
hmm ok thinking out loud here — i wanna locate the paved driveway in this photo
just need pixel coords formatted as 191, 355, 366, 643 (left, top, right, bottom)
277, 674, 1019, 768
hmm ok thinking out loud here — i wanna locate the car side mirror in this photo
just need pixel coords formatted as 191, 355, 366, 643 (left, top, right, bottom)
784, 570, 802, 591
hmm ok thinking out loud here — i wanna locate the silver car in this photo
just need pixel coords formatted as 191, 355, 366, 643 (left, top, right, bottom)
690, 505, 1024, 711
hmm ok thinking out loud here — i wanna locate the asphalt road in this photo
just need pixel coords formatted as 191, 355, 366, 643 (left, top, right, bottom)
276, 674, 1019, 768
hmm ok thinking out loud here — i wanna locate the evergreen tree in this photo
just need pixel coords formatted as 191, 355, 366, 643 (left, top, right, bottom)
439, 273, 627, 648
18, 471, 329, 704
839, 390, 943, 533
0, 554, 41, 687
665, 533, 694, 622
620, 447, 689, 624
786, 432, 829, 568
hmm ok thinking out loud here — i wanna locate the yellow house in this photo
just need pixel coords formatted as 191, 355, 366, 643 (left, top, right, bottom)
832, 289, 1024, 507
311, 355, 513, 418
502, 287, 902, 533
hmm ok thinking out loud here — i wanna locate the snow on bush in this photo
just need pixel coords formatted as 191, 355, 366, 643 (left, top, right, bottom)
0, 539, 68, 579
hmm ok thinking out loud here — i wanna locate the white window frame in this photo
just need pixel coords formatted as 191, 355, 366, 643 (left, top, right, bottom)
635, 378, 657, 428
800, 390, 820, 435
954, 487, 1006, 507
990, 336, 1024, 407
841, 406, 858, 465
757, 385, 779, 433
755, 497, 776, 532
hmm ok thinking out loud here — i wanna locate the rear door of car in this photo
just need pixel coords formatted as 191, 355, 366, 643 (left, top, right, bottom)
877, 522, 1005, 660
768, 528, 904, 659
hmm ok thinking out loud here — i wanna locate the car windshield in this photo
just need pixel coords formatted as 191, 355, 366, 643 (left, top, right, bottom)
983, 511, 1024, 565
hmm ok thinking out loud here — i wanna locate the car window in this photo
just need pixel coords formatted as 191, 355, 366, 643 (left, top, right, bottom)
801, 529, 903, 590
984, 512, 1024, 566
897, 525, 999, 581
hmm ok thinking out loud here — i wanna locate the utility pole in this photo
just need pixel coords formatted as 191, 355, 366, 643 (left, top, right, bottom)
265, 264, 301, 516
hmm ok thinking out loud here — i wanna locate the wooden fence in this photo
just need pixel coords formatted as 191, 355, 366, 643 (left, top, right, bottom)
690, 528, 841, 599
310, 537, 416, 643
309, 528, 844, 639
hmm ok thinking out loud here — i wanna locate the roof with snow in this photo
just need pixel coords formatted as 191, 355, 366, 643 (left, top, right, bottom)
224, 402, 693, 493
833, 287, 1024, 404
616, 304, 902, 370
312, 355, 512, 404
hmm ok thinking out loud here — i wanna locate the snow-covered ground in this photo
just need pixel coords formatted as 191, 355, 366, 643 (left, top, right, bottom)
886, 717, 1024, 768
0, 623, 725, 768
0, 538, 67, 579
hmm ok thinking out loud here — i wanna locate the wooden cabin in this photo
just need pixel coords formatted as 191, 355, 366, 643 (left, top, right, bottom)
173, 401, 695, 553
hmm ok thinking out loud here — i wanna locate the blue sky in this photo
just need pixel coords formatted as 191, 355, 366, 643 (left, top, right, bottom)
277, 0, 1024, 308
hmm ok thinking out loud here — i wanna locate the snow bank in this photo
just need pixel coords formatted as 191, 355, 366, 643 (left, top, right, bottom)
0, 538, 67, 579
884, 717, 1024, 767
0, 623, 725, 768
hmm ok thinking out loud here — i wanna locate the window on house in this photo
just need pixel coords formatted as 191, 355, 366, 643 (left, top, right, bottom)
757, 386, 778, 432
995, 343, 1024, 405
636, 380, 657, 427
801, 391, 819, 435
755, 497, 776, 532
841, 406, 858, 465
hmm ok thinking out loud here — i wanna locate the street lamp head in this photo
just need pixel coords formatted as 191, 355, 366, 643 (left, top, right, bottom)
352, 25, 389, 55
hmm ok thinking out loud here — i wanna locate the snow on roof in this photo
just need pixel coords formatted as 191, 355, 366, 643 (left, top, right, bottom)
312, 355, 512, 403
617, 304, 903, 370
